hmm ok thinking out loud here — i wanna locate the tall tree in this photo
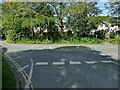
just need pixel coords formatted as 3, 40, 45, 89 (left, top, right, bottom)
105, 2, 120, 17
105, 2, 120, 26
2, 2, 55, 41
49, 2, 69, 36
67, 2, 102, 36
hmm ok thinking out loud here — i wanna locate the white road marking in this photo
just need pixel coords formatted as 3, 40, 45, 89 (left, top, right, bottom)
52, 62, 65, 65
5, 55, 29, 88
85, 61, 98, 64
12, 53, 30, 60
100, 60, 113, 63
111, 61, 120, 65
12, 55, 23, 60
101, 60, 120, 65
5, 54, 34, 89
69, 61, 81, 65
35, 62, 48, 65
18, 65, 29, 72
25, 57, 34, 88
61, 59, 66, 61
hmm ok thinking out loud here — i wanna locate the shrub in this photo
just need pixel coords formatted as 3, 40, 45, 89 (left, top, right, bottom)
109, 32, 117, 39
6, 30, 16, 42
95, 30, 107, 40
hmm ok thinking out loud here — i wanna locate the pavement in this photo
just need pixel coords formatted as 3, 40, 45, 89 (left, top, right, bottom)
0, 41, 119, 88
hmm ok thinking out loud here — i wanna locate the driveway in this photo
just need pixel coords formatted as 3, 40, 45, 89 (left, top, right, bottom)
0, 41, 119, 88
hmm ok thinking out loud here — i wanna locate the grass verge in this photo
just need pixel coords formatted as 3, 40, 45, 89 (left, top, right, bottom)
55, 46, 91, 49
0, 51, 1, 90
6, 37, 120, 44
2, 55, 16, 89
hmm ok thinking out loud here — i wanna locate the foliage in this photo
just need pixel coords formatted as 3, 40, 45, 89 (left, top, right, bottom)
2, 56, 16, 88
109, 32, 117, 39
2, 2, 118, 44
95, 30, 107, 40
6, 30, 17, 42
105, 2, 120, 17
103, 36, 120, 44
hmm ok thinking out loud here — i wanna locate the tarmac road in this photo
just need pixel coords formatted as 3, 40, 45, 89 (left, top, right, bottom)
0, 41, 119, 88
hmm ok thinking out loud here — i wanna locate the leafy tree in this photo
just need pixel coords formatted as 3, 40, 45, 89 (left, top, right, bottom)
49, 2, 70, 36
67, 2, 102, 37
105, 2, 120, 17
2, 2, 110, 43
2, 2, 55, 41
105, 2, 120, 26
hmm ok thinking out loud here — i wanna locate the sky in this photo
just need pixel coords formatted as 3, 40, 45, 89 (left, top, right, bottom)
96, 2, 109, 16
0, 0, 109, 16
0, 0, 2, 3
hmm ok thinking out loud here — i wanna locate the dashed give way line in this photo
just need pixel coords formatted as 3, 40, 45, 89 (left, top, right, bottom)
52, 62, 65, 65
35, 62, 48, 65
69, 61, 81, 64
35, 60, 120, 66
85, 61, 97, 64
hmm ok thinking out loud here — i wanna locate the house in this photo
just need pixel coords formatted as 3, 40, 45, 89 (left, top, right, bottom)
90, 29, 96, 35
43, 29, 48, 33
109, 26, 119, 33
97, 24, 108, 31
90, 25, 119, 35
34, 27, 41, 33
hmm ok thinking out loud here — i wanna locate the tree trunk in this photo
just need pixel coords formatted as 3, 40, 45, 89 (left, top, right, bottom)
60, 19, 64, 36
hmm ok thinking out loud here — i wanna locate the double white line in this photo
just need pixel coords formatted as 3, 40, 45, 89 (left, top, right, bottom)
5, 54, 34, 89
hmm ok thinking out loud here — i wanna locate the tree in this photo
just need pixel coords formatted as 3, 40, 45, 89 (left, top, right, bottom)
49, 2, 70, 36
105, 2, 120, 17
105, 2, 120, 26
67, 2, 102, 37
2, 2, 103, 43
2, 2, 56, 41
2, 2, 25, 41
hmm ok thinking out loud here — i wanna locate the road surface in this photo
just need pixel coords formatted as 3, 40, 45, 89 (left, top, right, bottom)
0, 41, 119, 88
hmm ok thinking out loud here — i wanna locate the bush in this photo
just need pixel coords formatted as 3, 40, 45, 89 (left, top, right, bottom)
6, 30, 16, 42
109, 32, 117, 39
79, 37, 101, 44
95, 30, 107, 39
2, 33, 6, 40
